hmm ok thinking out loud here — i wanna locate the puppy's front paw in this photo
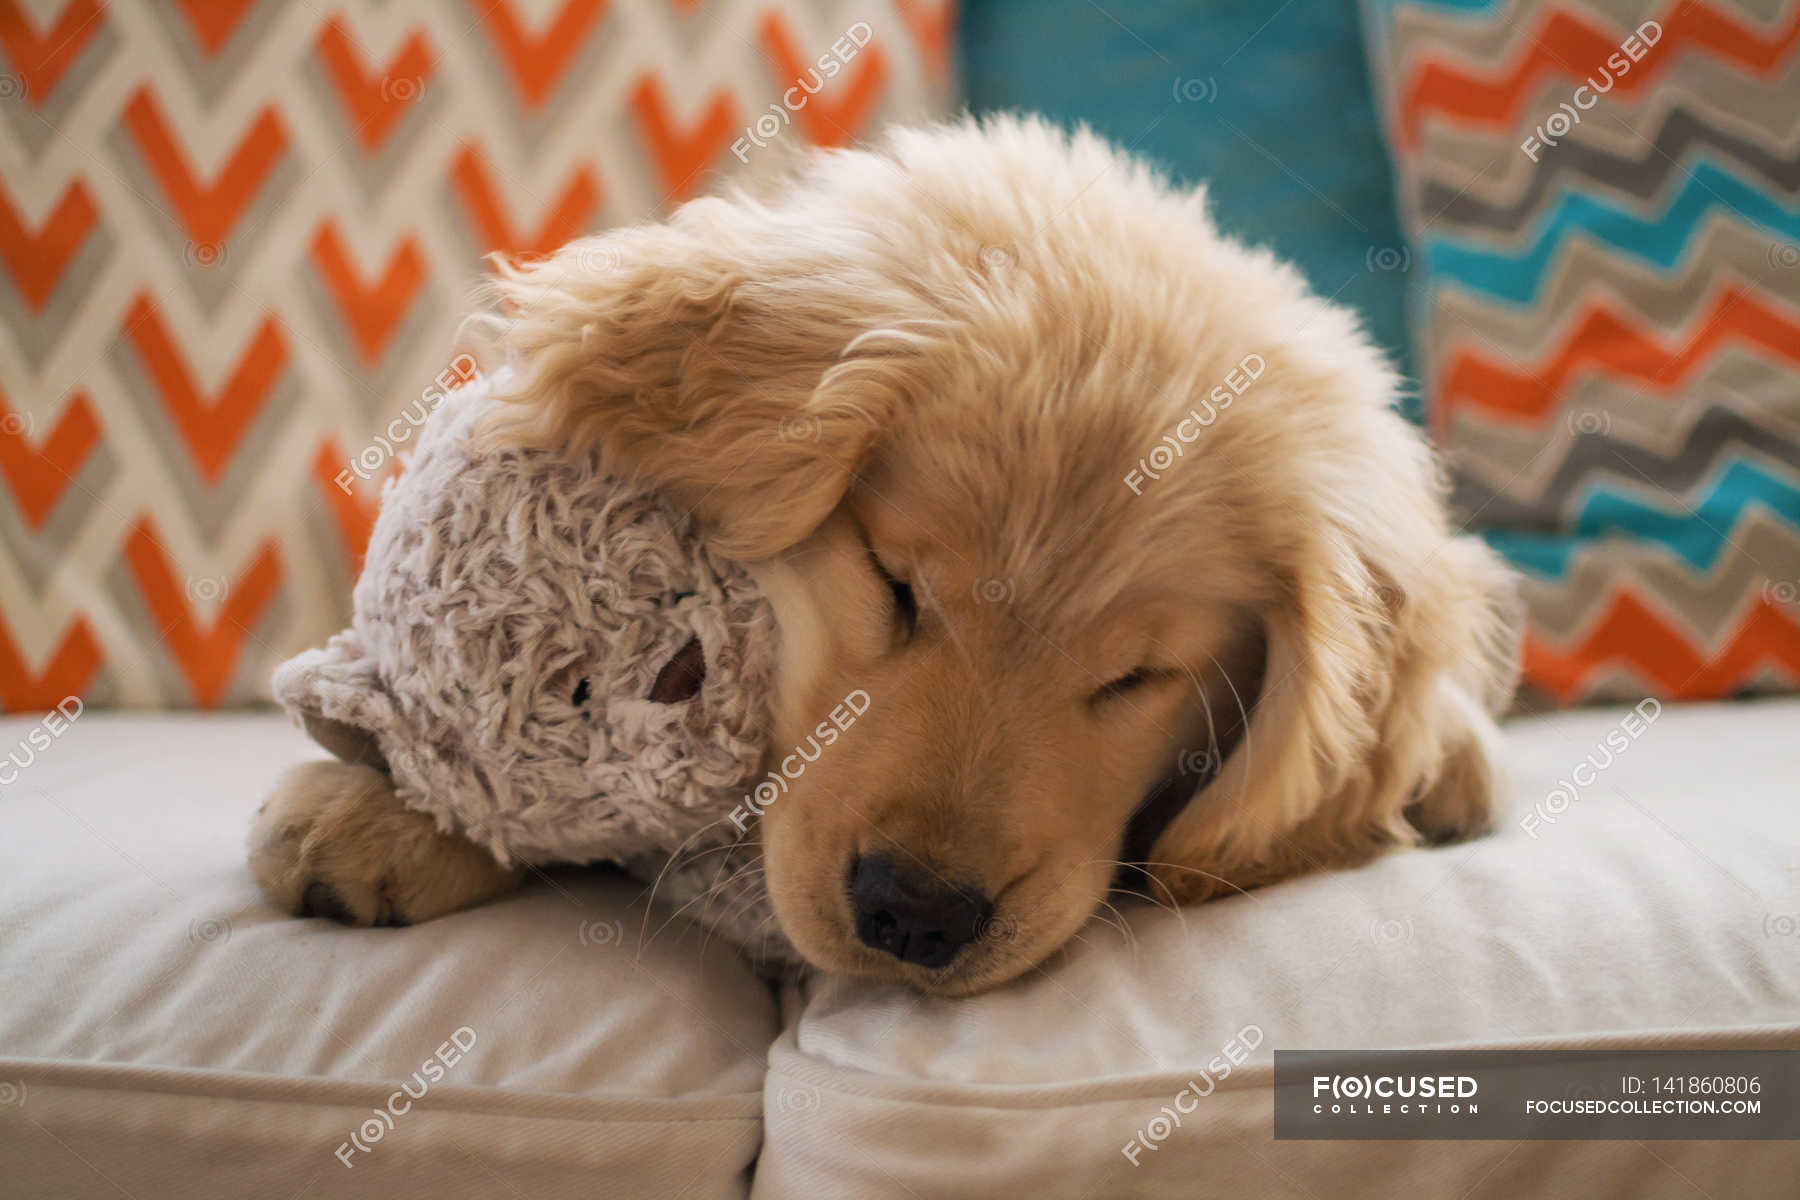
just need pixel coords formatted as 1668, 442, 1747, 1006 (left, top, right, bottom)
250, 761, 521, 927
1404, 683, 1506, 846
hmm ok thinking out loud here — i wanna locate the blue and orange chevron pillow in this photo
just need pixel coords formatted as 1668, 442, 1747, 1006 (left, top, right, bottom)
1366, 0, 1800, 705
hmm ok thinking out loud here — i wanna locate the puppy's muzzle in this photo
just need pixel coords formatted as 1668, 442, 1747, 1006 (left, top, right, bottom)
849, 854, 992, 969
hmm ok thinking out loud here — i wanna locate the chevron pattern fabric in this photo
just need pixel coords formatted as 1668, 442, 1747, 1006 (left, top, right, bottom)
0, 0, 952, 711
1367, 0, 1800, 705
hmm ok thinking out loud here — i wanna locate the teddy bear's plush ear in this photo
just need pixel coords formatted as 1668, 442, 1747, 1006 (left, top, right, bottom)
270, 631, 393, 773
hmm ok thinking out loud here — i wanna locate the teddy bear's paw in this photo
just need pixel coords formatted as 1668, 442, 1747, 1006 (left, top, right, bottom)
249, 761, 523, 927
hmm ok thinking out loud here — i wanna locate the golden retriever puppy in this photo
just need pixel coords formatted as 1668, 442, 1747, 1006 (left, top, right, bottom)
257, 116, 1518, 996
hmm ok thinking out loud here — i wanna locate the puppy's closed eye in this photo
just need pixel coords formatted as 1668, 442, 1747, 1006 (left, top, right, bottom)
871, 553, 918, 641
1089, 667, 1176, 708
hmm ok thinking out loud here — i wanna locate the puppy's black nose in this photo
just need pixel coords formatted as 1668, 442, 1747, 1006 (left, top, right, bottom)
850, 853, 991, 969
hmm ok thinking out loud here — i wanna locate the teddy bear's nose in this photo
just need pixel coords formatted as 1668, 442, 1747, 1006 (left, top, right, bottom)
648, 636, 705, 703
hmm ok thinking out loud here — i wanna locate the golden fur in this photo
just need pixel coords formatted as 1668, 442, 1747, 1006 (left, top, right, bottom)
251, 761, 520, 926
255, 116, 1518, 995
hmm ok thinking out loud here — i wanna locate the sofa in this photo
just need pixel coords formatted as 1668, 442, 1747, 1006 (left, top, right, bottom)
4, 696, 1796, 1198
6, 1, 1800, 1196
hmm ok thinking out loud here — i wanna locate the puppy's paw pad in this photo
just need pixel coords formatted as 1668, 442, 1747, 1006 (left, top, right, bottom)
249, 760, 520, 927
298, 880, 362, 925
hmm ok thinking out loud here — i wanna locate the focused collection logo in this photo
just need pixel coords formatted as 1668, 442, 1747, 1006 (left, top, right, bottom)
1311, 1073, 1480, 1117
1278, 1049, 1793, 1141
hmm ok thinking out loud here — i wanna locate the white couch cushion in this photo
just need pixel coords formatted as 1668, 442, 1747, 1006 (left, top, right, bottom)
0, 713, 778, 1200
758, 698, 1800, 1198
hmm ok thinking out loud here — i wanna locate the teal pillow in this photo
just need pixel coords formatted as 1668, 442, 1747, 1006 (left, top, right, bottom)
961, 0, 1417, 406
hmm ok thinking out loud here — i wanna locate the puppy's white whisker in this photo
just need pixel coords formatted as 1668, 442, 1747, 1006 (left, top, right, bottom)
1143, 633, 1228, 776
696, 869, 773, 959
1133, 860, 1262, 902
635, 813, 756, 949
642, 857, 764, 952
1091, 898, 1142, 957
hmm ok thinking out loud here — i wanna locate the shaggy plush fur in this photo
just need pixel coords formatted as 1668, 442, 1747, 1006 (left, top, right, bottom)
266, 376, 784, 952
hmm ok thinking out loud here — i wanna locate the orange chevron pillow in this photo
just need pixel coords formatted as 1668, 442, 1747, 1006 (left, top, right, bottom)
0, 0, 952, 712
1367, 0, 1800, 705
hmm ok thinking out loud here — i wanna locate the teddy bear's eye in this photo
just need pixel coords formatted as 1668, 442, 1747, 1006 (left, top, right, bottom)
649, 636, 706, 704
571, 677, 591, 706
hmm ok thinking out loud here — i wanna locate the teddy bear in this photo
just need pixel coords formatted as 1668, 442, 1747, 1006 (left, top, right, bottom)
267, 369, 790, 959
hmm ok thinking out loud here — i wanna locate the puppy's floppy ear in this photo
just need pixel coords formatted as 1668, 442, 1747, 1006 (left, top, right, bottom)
1155, 406, 1519, 895
271, 632, 393, 773
476, 200, 928, 560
